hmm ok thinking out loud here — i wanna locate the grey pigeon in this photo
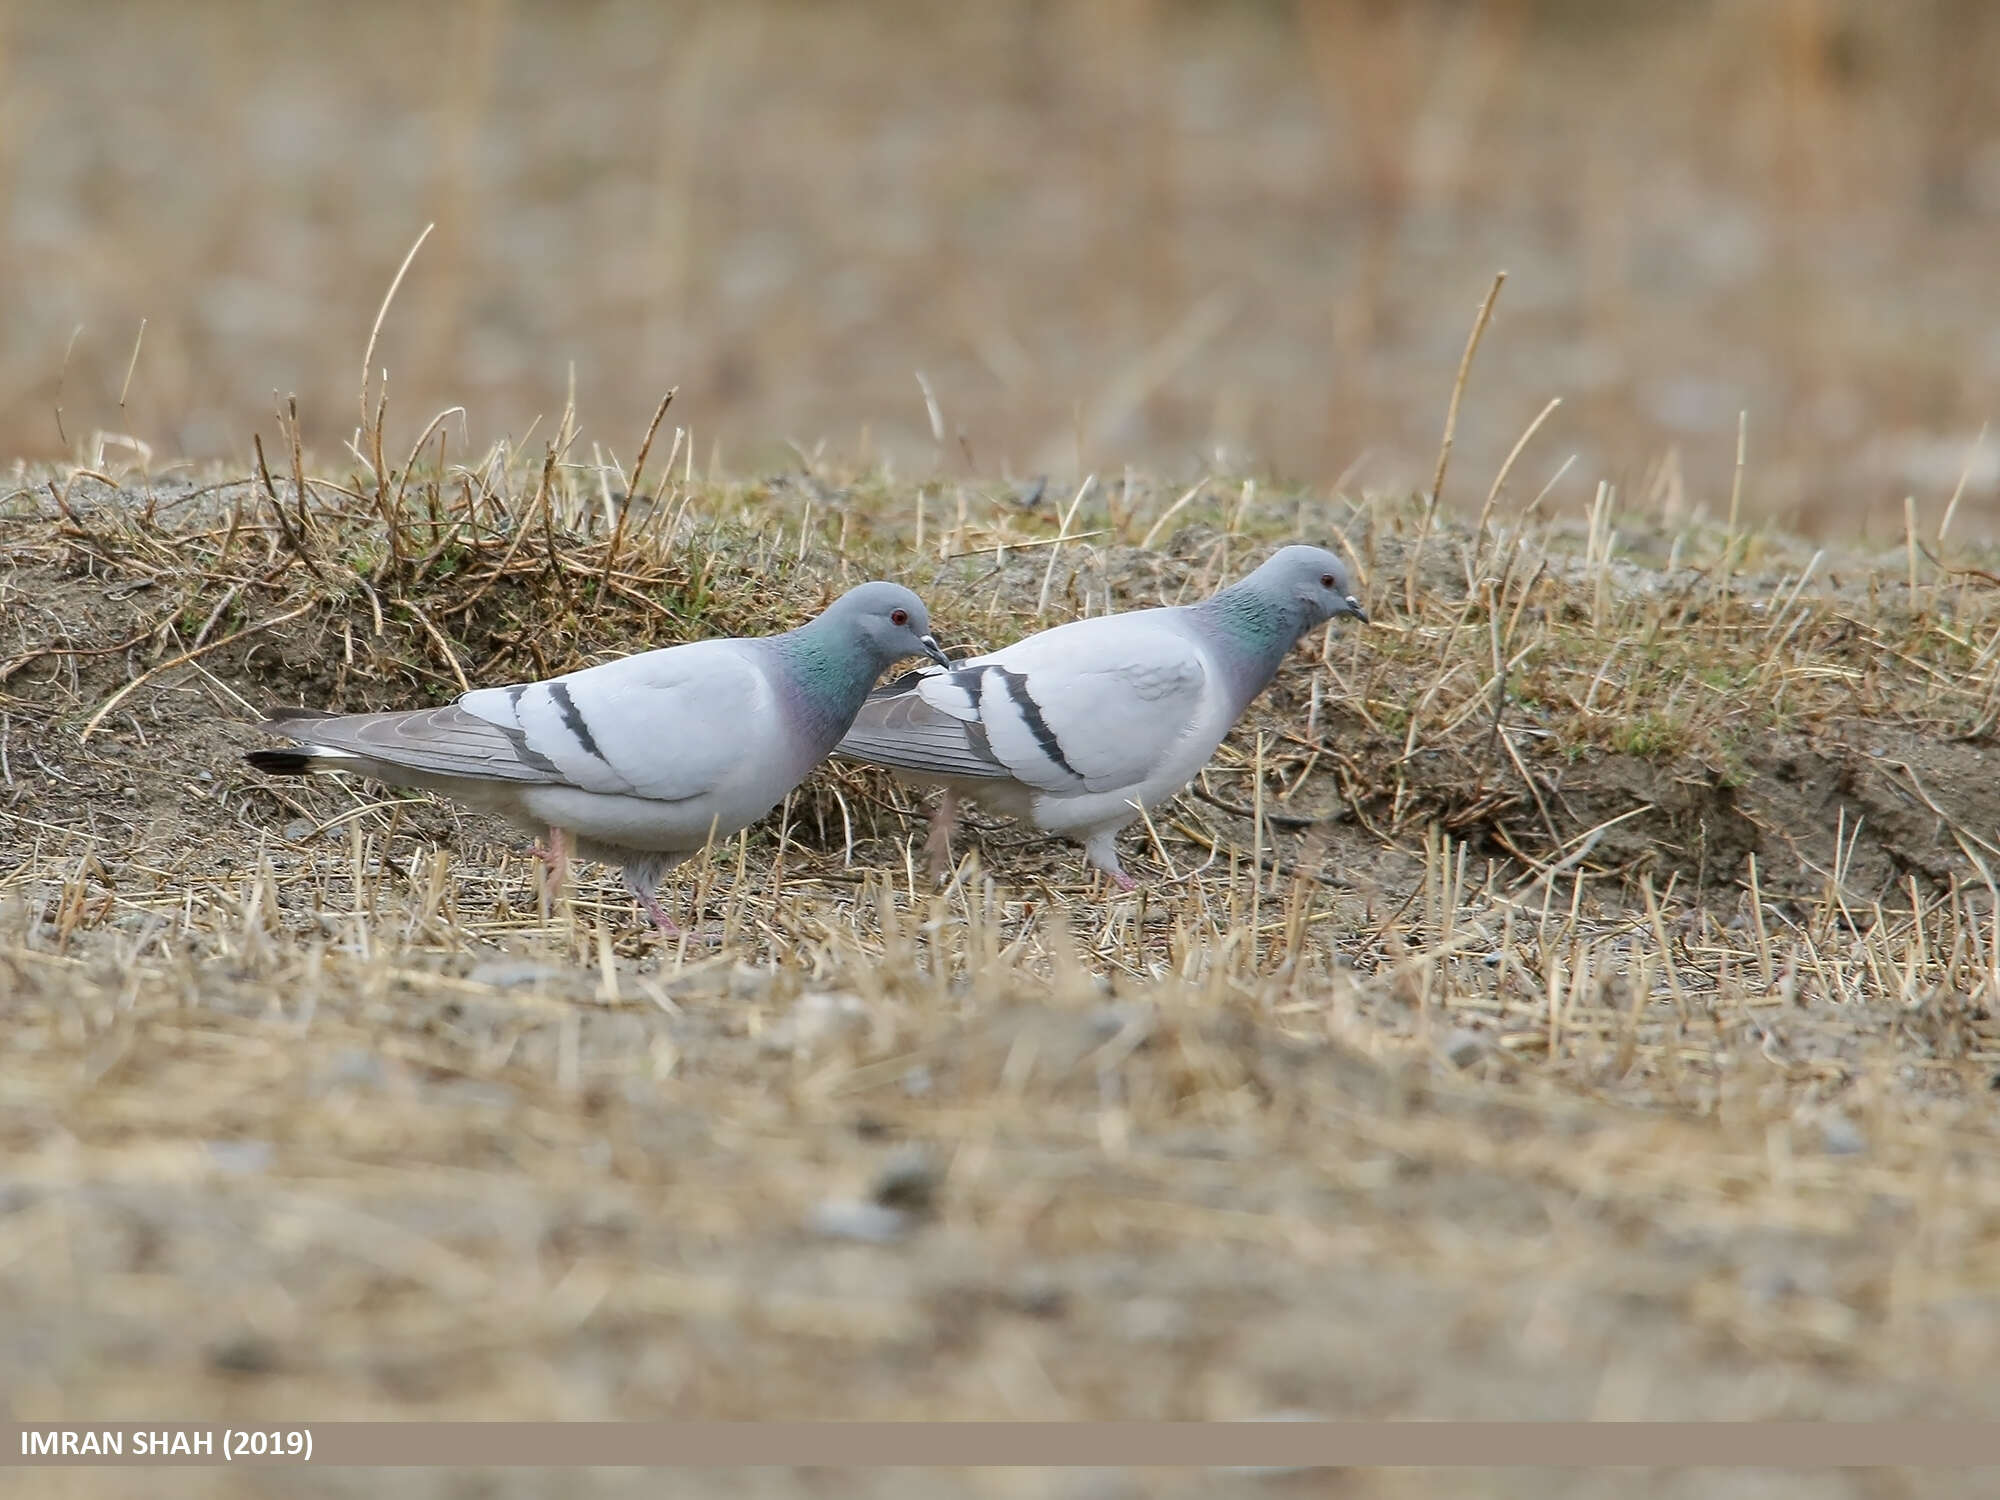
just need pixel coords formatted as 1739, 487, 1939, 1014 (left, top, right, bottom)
835, 545, 1366, 888
245, 581, 949, 931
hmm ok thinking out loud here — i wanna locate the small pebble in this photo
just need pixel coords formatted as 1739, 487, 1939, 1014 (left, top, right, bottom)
1742, 1264, 1800, 1303
760, 990, 867, 1055
1440, 1028, 1489, 1068
807, 1199, 910, 1245
871, 1147, 940, 1215
437, 1080, 517, 1112
0, 1182, 41, 1215
467, 959, 570, 990
1007, 1276, 1068, 1321
204, 1140, 274, 1176
315, 1047, 388, 1093
1820, 1115, 1868, 1156
1118, 1296, 1189, 1343
208, 1335, 282, 1376
726, 965, 779, 1000
1087, 1002, 1153, 1043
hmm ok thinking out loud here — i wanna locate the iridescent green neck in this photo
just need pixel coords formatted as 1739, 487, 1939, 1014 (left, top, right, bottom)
1191, 582, 1304, 705
773, 623, 886, 752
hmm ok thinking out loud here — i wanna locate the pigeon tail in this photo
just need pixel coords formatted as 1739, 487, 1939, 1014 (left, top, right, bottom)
242, 748, 320, 776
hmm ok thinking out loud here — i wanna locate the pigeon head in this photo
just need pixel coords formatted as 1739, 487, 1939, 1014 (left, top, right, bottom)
1191, 544, 1368, 710
1251, 544, 1369, 628
822, 581, 950, 670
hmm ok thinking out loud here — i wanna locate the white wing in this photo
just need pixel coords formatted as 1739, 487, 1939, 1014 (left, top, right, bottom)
838, 610, 1209, 794
460, 638, 772, 803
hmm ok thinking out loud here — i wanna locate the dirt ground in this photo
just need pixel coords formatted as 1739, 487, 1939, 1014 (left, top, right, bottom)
5, 469, 2000, 1498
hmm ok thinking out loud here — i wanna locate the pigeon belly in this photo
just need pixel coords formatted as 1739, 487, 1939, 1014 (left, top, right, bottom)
1014, 655, 1242, 839
517, 776, 789, 860
1023, 716, 1232, 839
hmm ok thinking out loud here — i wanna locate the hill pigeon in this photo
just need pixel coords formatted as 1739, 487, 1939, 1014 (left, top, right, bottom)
245, 581, 949, 931
835, 545, 1366, 888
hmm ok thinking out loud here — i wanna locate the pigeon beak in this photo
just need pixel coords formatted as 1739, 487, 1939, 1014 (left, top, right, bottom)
1343, 596, 1369, 624
919, 635, 950, 669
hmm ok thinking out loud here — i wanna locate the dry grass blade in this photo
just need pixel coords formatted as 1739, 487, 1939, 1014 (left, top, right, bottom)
601, 387, 677, 591
1407, 269, 1506, 613
1428, 271, 1507, 512
359, 222, 436, 426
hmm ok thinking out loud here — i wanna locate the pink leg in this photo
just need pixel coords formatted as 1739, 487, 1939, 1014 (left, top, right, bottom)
533, 826, 568, 883
534, 826, 568, 917
923, 788, 959, 884
1085, 831, 1137, 894
632, 886, 683, 936
623, 861, 684, 937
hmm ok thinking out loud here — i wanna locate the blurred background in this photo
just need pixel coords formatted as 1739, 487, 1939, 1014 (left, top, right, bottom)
3, 0, 1998, 532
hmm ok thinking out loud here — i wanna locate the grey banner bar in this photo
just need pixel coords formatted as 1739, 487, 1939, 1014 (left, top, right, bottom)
8, 1423, 2000, 1468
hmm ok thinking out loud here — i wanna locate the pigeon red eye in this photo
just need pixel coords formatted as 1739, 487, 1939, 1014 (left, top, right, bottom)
1320, 573, 1336, 588
891, 609, 909, 626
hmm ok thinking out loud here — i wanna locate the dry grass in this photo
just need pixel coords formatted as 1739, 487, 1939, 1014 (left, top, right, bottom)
4, 399, 2000, 1500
